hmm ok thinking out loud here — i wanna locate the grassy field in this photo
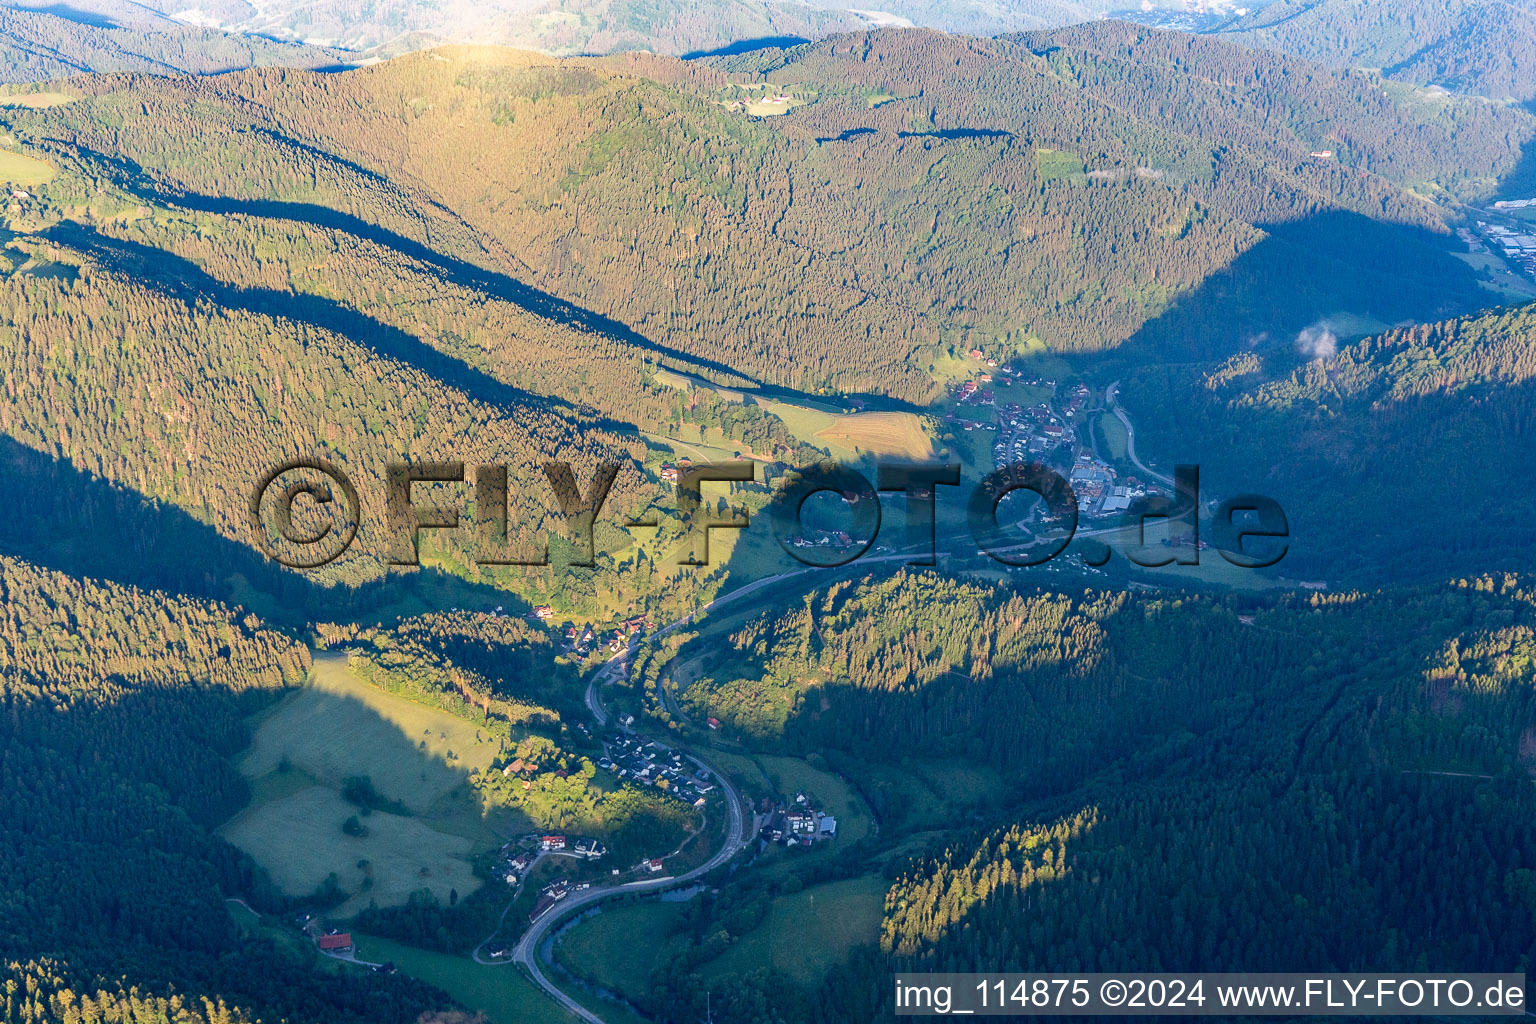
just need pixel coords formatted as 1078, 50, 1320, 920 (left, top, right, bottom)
225, 898, 261, 933
1036, 147, 1085, 181
837, 755, 1005, 832
815, 411, 933, 459
223, 656, 525, 915
1456, 252, 1536, 301
747, 98, 805, 116
0, 150, 55, 186
353, 933, 581, 1024
754, 398, 933, 461
1098, 411, 1129, 461
1091, 518, 1289, 592
699, 874, 887, 985
556, 900, 686, 995
0, 91, 73, 108
1312, 310, 1390, 339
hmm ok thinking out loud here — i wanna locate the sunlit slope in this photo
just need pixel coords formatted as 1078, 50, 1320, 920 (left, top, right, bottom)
5, 26, 1522, 400
0, 253, 650, 589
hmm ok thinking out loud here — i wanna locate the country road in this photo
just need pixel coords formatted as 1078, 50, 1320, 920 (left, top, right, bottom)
484, 598, 761, 1024
1106, 381, 1175, 489
512, 550, 933, 1021
493, 426, 1185, 1021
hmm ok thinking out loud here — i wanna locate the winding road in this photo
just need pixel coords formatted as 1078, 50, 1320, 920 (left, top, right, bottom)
488, 398, 1180, 1021
485, 598, 766, 1024
508, 552, 929, 1021
1106, 381, 1175, 489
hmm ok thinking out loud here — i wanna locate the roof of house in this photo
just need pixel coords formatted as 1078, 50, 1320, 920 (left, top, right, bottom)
318, 933, 353, 949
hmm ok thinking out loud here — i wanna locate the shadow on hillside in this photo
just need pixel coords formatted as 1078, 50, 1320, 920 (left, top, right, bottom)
2, 653, 469, 1019
1117, 352, 1536, 585
132, 185, 765, 388
227, 665, 520, 910
1094, 207, 1491, 372
20, 1, 118, 27
0, 434, 532, 626
681, 35, 811, 59
41, 221, 600, 425
1493, 101, 1536, 199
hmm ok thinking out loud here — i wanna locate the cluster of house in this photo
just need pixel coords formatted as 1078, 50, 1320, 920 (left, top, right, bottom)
952, 377, 996, 408
759, 791, 838, 847
1476, 219, 1536, 277
783, 528, 859, 552
495, 834, 607, 887
991, 400, 1073, 464
599, 732, 716, 807
1062, 382, 1092, 416
528, 607, 651, 656
658, 456, 696, 483
527, 875, 593, 921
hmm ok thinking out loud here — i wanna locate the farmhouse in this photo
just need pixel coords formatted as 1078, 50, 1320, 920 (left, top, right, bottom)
317, 933, 353, 953
540, 835, 567, 851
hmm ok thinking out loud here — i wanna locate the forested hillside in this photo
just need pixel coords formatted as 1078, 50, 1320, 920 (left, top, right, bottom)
0, 2, 347, 83
0, 555, 453, 1022
1210, 0, 1536, 102
53, 0, 1264, 60
0, 250, 651, 590
3, 26, 1518, 402
1125, 301, 1536, 584
2, 21, 1534, 1024
859, 575, 1536, 1016
656, 570, 1536, 1023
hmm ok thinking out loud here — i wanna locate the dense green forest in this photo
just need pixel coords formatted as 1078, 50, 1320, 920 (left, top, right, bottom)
2, 20, 1535, 1024
0, 240, 653, 590
4, 24, 1520, 402
648, 570, 1536, 1023
1124, 300, 1536, 584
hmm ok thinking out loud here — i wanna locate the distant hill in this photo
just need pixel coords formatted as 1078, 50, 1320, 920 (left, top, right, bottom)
0, 0, 350, 82
1207, 0, 1536, 102
31, 0, 1266, 60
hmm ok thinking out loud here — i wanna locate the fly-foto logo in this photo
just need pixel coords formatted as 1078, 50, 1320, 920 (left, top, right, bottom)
249, 458, 1288, 571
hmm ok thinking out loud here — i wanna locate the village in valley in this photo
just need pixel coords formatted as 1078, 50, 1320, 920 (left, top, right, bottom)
529, 605, 653, 659
943, 350, 1172, 521
598, 730, 717, 808
1462, 197, 1536, 292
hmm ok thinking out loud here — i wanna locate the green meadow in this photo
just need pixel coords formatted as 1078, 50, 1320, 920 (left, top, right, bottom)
222, 656, 528, 915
